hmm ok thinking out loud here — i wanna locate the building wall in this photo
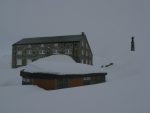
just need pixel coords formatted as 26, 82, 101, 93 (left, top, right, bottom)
69, 78, 83, 87
12, 37, 93, 68
21, 75, 106, 90
12, 42, 78, 68
33, 78, 57, 90
78, 38, 93, 65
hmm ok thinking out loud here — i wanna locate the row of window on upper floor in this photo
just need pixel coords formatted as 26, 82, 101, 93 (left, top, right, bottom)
16, 48, 73, 55
17, 49, 91, 57
27, 41, 88, 48
16, 41, 89, 51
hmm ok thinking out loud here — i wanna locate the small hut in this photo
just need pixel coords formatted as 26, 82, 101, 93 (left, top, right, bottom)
20, 55, 107, 90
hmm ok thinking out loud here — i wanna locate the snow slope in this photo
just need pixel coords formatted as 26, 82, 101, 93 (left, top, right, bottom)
0, 55, 22, 86
0, 48, 150, 113
1, 0, 150, 112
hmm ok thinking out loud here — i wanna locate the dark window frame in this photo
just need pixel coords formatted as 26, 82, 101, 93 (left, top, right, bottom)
57, 78, 69, 89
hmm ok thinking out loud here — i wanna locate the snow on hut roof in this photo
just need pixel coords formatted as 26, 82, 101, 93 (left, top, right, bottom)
24, 55, 104, 75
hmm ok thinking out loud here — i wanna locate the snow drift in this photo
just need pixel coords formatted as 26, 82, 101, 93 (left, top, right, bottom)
24, 55, 103, 75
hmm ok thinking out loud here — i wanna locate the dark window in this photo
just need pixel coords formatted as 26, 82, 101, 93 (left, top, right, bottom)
52, 49, 59, 54
22, 77, 33, 85
57, 78, 68, 89
64, 49, 72, 55
94, 76, 102, 83
39, 50, 45, 54
65, 43, 73, 49
27, 50, 32, 55
83, 77, 91, 85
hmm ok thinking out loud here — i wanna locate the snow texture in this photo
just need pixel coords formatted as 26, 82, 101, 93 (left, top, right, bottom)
24, 55, 103, 75
0, 49, 150, 113
0, 0, 150, 113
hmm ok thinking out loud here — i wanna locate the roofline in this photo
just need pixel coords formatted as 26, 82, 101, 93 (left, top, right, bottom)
12, 40, 80, 46
20, 70, 107, 79
13, 33, 84, 45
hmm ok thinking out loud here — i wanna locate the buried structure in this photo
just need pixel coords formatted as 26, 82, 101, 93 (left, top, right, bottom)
20, 55, 107, 90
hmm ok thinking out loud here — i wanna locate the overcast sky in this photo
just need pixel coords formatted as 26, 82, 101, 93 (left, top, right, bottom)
0, 0, 150, 57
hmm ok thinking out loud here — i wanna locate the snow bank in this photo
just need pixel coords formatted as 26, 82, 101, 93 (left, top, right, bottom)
1, 42, 150, 113
0, 55, 22, 86
93, 55, 113, 67
24, 55, 103, 75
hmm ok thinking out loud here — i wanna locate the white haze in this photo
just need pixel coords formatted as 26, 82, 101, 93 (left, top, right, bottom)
0, 0, 150, 113
0, 0, 150, 56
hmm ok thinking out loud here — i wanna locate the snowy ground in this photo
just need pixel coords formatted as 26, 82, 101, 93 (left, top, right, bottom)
1, 0, 150, 112
0, 49, 150, 113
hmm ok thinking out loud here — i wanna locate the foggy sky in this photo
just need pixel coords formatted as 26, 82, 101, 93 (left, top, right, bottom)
0, 0, 150, 57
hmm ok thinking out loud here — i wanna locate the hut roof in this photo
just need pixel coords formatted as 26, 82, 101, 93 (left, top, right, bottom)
23, 55, 106, 75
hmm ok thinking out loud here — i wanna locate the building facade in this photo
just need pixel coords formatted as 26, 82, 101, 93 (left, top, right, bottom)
12, 32, 93, 68
20, 70, 107, 90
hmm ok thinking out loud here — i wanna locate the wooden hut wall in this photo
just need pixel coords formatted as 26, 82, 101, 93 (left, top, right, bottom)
20, 71, 107, 90
33, 78, 57, 90
68, 77, 83, 87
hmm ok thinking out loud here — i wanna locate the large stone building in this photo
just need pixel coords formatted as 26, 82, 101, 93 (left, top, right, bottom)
12, 32, 93, 68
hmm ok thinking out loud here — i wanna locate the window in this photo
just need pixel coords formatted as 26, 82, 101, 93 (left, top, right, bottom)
22, 77, 32, 85
86, 51, 88, 56
22, 78, 30, 82
17, 50, 22, 55
86, 43, 88, 48
81, 59, 84, 64
17, 59, 22, 65
89, 60, 92, 65
65, 49, 72, 55
27, 50, 32, 55
89, 53, 92, 57
54, 43, 58, 47
57, 79, 68, 89
39, 50, 45, 54
65, 43, 73, 48
83, 77, 91, 85
81, 50, 84, 55
94, 76, 101, 83
40, 44, 44, 47
81, 41, 84, 47
83, 77, 91, 80
86, 60, 88, 64
28, 45, 31, 48
27, 59, 32, 65
74, 43, 78, 49
53, 49, 59, 54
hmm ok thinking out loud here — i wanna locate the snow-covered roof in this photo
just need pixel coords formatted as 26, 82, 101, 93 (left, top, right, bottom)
24, 55, 104, 75
13, 34, 83, 45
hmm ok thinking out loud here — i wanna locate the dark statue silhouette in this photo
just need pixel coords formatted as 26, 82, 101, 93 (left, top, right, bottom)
131, 37, 135, 51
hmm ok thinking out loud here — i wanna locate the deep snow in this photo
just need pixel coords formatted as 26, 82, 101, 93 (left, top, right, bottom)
0, 49, 150, 113
24, 55, 104, 75
1, 0, 150, 112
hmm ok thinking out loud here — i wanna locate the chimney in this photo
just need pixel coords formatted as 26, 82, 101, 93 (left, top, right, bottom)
131, 36, 135, 51
81, 32, 85, 36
